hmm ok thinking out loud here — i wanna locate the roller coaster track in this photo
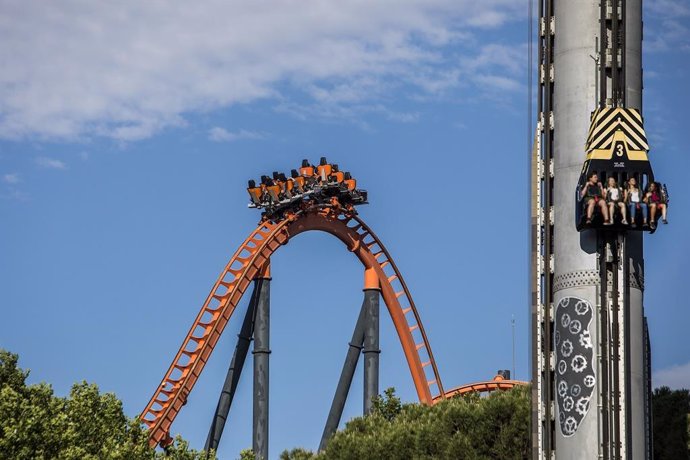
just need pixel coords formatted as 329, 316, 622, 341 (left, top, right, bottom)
141, 206, 524, 447
436, 379, 526, 403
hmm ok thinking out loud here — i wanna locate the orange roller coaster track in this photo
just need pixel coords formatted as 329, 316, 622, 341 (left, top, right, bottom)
140, 205, 525, 447
435, 378, 527, 403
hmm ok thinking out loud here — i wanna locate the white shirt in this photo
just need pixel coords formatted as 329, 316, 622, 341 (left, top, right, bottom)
608, 187, 620, 201
629, 189, 640, 203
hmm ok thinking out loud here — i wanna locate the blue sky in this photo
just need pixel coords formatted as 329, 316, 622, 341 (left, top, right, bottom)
1, 1, 689, 458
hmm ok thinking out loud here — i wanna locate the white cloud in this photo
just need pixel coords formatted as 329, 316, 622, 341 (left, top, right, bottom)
208, 127, 264, 142
35, 156, 67, 170
2, 173, 20, 184
653, 361, 690, 390
274, 100, 420, 130
645, 0, 690, 52
0, 1, 523, 141
385, 111, 420, 123
463, 44, 525, 75
474, 74, 522, 92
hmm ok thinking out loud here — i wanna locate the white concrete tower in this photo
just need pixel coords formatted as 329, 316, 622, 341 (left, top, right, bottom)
531, 1, 651, 459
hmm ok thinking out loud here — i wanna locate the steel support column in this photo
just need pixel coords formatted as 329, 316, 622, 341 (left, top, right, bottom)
362, 267, 381, 415
532, 1, 555, 458
253, 264, 271, 460
204, 282, 258, 453
318, 302, 367, 451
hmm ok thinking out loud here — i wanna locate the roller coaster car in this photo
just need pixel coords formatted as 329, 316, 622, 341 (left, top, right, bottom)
575, 107, 667, 233
246, 158, 368, 220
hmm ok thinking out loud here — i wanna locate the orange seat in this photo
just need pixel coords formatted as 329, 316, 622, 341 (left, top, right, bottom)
317, 165, 332, 182
247, 187, 262, 204
317, 157, 332, 182
331, 171, 344, 183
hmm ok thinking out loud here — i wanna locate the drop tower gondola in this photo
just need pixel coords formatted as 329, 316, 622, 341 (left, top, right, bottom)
575, 106, 668, 232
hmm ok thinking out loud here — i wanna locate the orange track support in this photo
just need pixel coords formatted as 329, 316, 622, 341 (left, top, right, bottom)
140, 207, 445, 447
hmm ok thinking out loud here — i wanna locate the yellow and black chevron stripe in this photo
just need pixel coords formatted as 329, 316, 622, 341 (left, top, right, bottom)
585, 107, 650, 161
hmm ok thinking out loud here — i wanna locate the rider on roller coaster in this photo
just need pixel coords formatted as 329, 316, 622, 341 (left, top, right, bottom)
246, 157, 368, 219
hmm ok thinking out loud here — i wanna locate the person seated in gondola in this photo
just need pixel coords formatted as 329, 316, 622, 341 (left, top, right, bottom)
624, 177, 647, 228
581, 172, 611, 225
605, 177, 628, 225
645, 182, 668, 228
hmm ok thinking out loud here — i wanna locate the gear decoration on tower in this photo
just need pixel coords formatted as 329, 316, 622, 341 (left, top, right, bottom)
554, 296, 596, 437
579, 330, 593, 349
561, 339, 574, 358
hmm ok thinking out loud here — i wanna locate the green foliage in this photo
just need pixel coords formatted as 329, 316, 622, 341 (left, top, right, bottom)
0, 350, 28, 390
279, 447, 316, 460
238, 448, 256, 460
653, 386, 690, 460
290, 386, 529, 459
371, 387, 402, 421
0, 349, 215, 460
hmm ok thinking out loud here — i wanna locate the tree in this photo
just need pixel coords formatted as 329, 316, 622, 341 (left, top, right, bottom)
0, 349, 215, 460
282, 386, 530, 459
371, 387, 402, 421
279, 448, 315, 460
237, 448, 255, 460
652, 386, 690, 460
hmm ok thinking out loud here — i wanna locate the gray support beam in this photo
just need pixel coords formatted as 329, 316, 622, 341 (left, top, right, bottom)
643, 317, 652, 459
204, 283, 258, 453
318, 304, 367, 452
252, 276, 270, 460
362, 288, 380, 415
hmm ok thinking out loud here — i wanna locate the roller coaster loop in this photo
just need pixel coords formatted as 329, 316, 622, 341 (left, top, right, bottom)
140, 205, 525, 447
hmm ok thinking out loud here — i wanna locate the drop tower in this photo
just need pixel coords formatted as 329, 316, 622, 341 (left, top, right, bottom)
531, 1, 658, 459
